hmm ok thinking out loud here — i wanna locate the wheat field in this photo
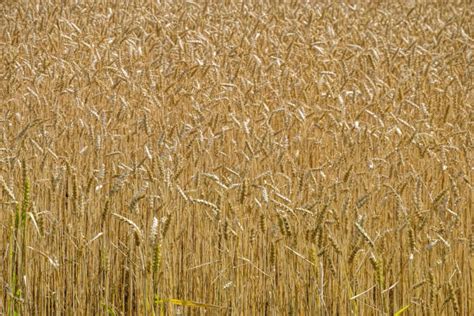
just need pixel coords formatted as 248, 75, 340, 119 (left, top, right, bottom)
1, 1, 473, 315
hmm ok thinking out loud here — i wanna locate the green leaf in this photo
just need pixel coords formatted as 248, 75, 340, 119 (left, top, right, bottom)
156, 296, 222, 309
394, 304, 410, 316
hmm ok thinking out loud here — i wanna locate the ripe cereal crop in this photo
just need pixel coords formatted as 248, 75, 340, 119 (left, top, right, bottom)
1, 1, 473, 315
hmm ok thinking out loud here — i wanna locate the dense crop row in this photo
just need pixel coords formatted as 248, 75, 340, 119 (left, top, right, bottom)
1, 1, 472, 315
